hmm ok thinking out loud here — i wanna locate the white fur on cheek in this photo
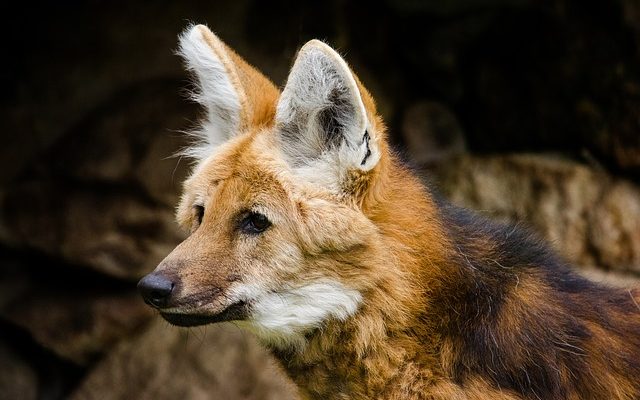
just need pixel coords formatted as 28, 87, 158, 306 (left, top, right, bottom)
231, 280, 362, 349
177, 25, 242, 160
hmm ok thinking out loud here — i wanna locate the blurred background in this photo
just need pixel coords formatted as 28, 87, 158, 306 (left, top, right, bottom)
1, 1, 639, 399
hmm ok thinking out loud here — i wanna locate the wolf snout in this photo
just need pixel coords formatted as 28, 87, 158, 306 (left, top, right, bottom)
137, 273, 175, 308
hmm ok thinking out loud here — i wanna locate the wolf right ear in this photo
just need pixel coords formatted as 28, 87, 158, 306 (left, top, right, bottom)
275, 40, 381, 192
178, 25, 278, 160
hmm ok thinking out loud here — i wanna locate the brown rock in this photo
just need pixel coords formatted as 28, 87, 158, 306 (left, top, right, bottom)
31, 82, 193, 207
0, 83, 191, 280
578, 267, 640, 288
0, 182, 184, 280
71, 320, 298, 400
0, 339, 38, 400
432, 154, 640, 276
135, 131, 193, 207
3, 291, 152, 366
401, 101, 466, 166
0, 253, 153, 366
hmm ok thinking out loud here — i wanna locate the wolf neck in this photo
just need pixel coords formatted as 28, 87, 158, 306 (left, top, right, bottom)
269, 160, 453, 398
268, 286, 435, 399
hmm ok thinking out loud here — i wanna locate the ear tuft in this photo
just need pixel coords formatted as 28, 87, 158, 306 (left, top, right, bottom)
177, 24, 244, 160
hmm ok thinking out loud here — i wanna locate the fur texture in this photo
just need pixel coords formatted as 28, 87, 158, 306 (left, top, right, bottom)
177, 25, 243, 159
232, 280, 363, 349
139, 24, 640, 400
276, 40, 379, 192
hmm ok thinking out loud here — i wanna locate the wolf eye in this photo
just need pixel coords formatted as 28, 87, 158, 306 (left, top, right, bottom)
193, 205, 205, 226
239, 211, 271, 235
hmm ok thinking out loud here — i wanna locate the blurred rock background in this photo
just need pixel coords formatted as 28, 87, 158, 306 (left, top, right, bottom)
1, 0, 639, 399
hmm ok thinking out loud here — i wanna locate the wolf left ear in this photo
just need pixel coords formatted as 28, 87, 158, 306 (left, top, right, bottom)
276, 40, 380, 189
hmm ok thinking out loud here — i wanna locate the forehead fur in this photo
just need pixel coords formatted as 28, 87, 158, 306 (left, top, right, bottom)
181, 131, 294, 207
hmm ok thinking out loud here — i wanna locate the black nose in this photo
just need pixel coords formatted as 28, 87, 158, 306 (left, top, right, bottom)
137, 273, 175, 308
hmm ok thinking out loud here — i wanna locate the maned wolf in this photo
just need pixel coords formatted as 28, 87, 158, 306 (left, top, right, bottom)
138, 24, 640, 399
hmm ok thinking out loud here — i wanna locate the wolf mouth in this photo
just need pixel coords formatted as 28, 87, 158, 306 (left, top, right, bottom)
160, 301, 248, 327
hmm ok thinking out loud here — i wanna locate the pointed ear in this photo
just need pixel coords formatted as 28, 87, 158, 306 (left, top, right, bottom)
275, 40, 380, 189
178, 24, 278, 160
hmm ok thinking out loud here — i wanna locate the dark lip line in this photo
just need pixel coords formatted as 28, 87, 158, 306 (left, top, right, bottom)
165, 289, 222, 310
160, 300, 248, 327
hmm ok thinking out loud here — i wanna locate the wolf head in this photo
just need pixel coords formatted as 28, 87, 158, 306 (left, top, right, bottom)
138, 25, 396, 349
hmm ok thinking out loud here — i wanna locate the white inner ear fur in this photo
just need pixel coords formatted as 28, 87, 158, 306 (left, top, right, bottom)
231, 280, 362, 350
276, 40, 380, 191
178, 25, 244, 160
